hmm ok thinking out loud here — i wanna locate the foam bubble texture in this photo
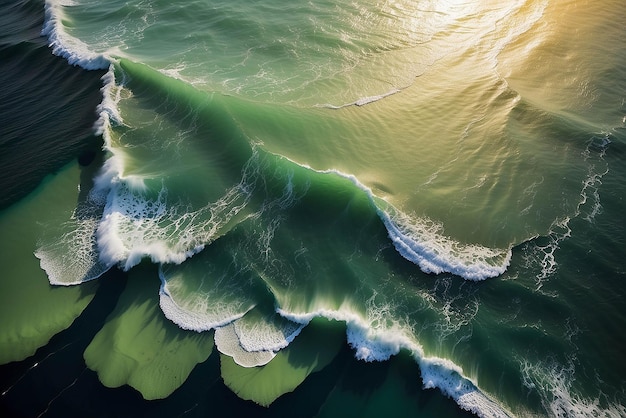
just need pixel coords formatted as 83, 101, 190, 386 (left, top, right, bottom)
234, 312, 305, 353
35, 216, 111, 285
380, 208, 512, 281
159, 281, 253, 332
214, 323, 276, 367
420, 357, 511, 418
520, 357, 626, 418
96, 174, 251, 271
35, 187, 112, 285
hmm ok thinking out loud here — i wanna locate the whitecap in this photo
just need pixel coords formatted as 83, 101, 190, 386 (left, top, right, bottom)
274, 161, 512, 281
278, 306, 512, 418
42, 0, 110, 70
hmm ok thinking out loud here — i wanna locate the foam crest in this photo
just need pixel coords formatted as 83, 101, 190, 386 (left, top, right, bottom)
158, 280, 252, 332
95, 168, 253, 271
93, 66, 124, 138
301, 166, 511, 280
157, 249, 269, 333
35, 9, 123, 287
278, 306, 511, 418
42, 0, 110, 70
346, 319, 412, 362
419, 357, 511, 418
214, 323, 276, 367
35, 214, 111, 286
380, 208, 512, 281
234, 312, 305, 353
277, 306, 406, 361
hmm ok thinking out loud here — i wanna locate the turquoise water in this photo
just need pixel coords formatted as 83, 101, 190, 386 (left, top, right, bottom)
1, 0, 625, 416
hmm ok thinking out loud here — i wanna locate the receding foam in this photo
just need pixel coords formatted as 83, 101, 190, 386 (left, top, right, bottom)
233, 311, 305, 353
35, 179, 113, 286
158, 277, 254, 332
214, 323, 276, 367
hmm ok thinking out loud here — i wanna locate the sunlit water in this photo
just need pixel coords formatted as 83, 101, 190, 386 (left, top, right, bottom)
1, 0, 625, 417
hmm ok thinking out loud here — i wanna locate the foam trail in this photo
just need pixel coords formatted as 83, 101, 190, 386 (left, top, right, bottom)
524, 134, 611, 288
519, 356, 626, 418
316, 88, 402, 109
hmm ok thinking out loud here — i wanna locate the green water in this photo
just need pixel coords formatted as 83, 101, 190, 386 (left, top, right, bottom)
1, 0, 625, 417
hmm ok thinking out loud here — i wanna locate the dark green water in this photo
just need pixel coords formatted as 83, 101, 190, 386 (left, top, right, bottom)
1, 0, 625, 416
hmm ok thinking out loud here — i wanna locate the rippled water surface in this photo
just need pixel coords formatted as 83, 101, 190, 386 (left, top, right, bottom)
1, 1, 625, 417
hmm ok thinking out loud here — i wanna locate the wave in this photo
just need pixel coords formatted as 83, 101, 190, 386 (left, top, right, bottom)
41, 0, 514, 283
33, 52, 515, 415
162, 276, 515, 417
37, 46, 513, 285
296, 165, 513, 281
42, 0, 110, 70
279, 307, 512, 418
37, 6, 519, 415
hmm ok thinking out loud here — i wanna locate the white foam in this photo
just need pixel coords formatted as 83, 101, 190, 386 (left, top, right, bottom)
35, 213, 112, 286
160, 272, 303, 362
36, 27, 128, 284
35, 172, 113, 286
161, 276, 511, 416
93, 66, 124, 138
277, 305, 404, 362
214, 323, 276, 367
158, 278, 253, 332
278, 306, 512, 418
380, 207, 512, 281
420, 357, 511, 418
93, 158, 254, 271
234, 314, 305, 353
42, 0, 110, 70
526, 135, 610, 288
316, 88, 402, 109
283, 163, 512, 281
519, 357, 626, 418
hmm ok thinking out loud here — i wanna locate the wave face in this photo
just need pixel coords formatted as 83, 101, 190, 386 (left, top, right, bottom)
2, 0, 626, 417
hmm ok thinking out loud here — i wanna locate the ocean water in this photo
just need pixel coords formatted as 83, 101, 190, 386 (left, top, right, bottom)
1, 0, 625, 416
